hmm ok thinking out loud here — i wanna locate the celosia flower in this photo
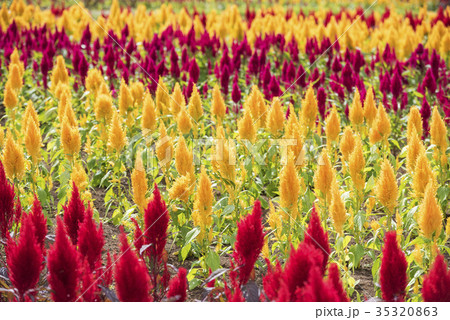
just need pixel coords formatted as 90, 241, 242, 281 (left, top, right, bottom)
170, 83, 185, 115
2, 131, 25, 180
107, 111, 126, 154
156, 123, 173, 169
6, 214, 43, 300
301, 85, 318, 130
421, 254, 450, 302
47, 217, 80, 302
380, 231, 407, 302
24, 116, 41, 164
192, 167, 214, 242
177, 107, 192, 135
211, 84, 226, 123
167, 268, 188, 302
85, 68, 103, 96
412, 152, 435, 198
3, 81, 18, 109
233, 200, 265, 286
238, 110, 256, 143
114, 229, 151, 302
266, 97, 285, 136
325, 106, 340, 144
430, 107, 448, 152
168, 175, 192, 203
329, 184, 346, 236
70, 162, 88, 191
348, 135, 365, 192
304, 206, 330, 274
418, 182, 443, 240
406, 128, 425, 173
28, 196, 47, 252
61, 116, 81, 159
188, 84, 203, 122
63, 183, 86, 245
8, 63, 23, 92
131, 151, 148, 212
130, 81, 145, 106
77, 206, 104, 271
175, 136, 194, 178
339, 126, 355, 162
144, 185, 170, 263
155, 77, 170, 116
363, 87, 377, 127
50, 55, 69, 92
369, 104, 391, 145
0, 160, 16, 239
327, 263, 350, 302
94, 93, 114, 123
314, 148, 335, 204
297, 266, 340, 302
375, 159, 398, 213
279, 152, 301, 220
349, 88, 364, 128
142, 92, 157, 133
118, 78, 133, 116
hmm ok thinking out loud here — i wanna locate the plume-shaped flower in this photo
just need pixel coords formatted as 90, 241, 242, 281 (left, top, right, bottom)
192, 167, 214, 242
107, 111, 127, 154
144, 185, 170, 263
6, 214, 43, 300
421, 254, 450, 302
266, 97, 285, 136
325, 106, 340, 144
380, 231, 407, 302
131, 151, 148, 212
233, 200, 265, 286
114, 229, 151, 302
77, 206, 104, 271
47, 217, 80, 302
167, 267, 188, 302
375, 159, 398, 213
304, 206, 330, 274
63, 183, 85, 245
279, 151, 301, 220
418, 182, 443, 240
0, 160, 16, 239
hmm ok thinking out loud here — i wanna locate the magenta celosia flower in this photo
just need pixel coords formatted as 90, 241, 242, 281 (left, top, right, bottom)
380, 231, 407, 302
167, 267, 188, 302
47, 217, 80, 302
63, 184, 85, 245
0, 160, 16, 239
233, 200, 265, 286
317, 87, 327, 119
114, 229, 151, 302
262, 259, 283, 301
6, 214, 43, 300
391, 70, 403, 97
280, 242, 324, 301
422, 254, 450, 302
231, 75, 241, 103
189, 58, 199, 83
304, 207, 330, 274
28, 196, 47, 252
341, 62, 353, 91
144, 185, 169, 263
77, 206, 104, 271
422, 68, 436, 93
327, 263, 350, 302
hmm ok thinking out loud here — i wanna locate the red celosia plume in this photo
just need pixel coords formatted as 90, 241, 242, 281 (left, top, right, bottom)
380, 231, 408, 302
47, 217, 81, 302
77, 206, 104, 271
114, 229, 152, 302
167, 267, 188, 302
0, 160, 16, 239
29, 196, 47, 252
6, 214, 43, 300
296, 266, 340, 302
63, 184, 85, 245
80, 258, 99, 302
233, 200, 265, 285
304, 206, 330, 274
144, 185, 169, 263
421, 254, 450, 302
327, 263, 350, 302
131, 217, 144, 255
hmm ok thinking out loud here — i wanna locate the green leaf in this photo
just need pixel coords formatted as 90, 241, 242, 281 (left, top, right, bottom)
222, 204, 235, 216
185, 228, 200, 245
181, 243, 191, 262
205, 250, 221, 271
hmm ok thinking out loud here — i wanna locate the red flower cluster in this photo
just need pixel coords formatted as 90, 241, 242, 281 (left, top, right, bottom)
114, 229, 152, 302
380, 231, 408, 302
167, 268, 188, 302
47, 217, 81, 302
304, 206, 331, 274
232, 200, 265, 286
6, 214, 43, 300
421, 254, 450, 302
0, 161, 17, 239
63, 184, 85, 245
77, 206, 104, 271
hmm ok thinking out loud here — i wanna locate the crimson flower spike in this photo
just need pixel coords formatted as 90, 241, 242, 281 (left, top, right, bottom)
47, 217, 80, 302
114, 229, 152, 302
77, 205, 104, 271
167, 267, 188, 302
304, 206, 330, 274
422, 254, 450, 302
233, 200, 265, 286
380, 231, 408, 302
63, 183, 85, 245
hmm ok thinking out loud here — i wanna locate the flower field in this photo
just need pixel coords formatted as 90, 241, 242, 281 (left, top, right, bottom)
0, 0, 449, 303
